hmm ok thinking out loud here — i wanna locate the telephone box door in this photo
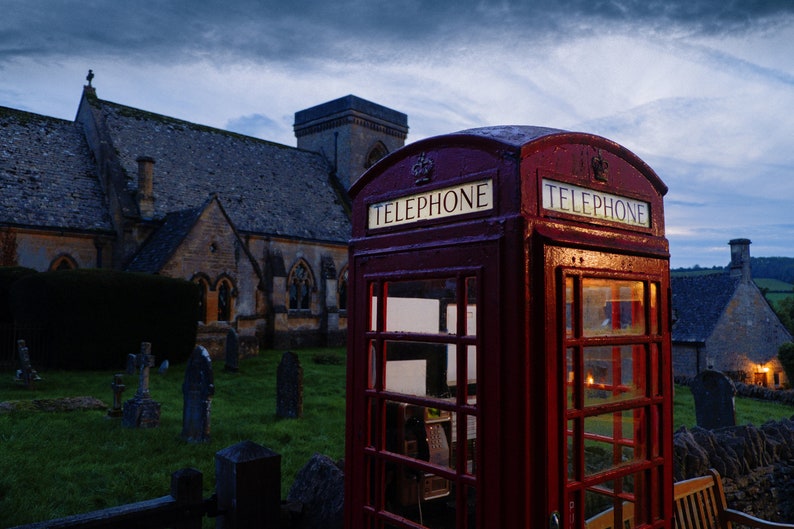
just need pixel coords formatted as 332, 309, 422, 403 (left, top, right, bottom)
348, 240, 506, 529
542, 244, 673, 529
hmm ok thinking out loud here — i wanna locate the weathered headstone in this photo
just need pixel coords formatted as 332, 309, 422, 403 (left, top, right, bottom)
691, 369, 736, 429
225, 327, 239, 372
122, 342, 161, 428
107, 374, 126, 418
277, 351, 303, 419
286, 454, 345, 529
181, 345, 215, 443
14, 339, 41, 389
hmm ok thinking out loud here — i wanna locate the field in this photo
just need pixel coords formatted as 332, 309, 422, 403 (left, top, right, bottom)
2, 349, 794, 527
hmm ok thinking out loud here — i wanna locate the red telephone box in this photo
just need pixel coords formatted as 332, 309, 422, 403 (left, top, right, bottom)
345, 126, 673, 529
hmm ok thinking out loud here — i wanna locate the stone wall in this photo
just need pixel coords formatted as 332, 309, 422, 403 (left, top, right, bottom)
674, 420, 794, 522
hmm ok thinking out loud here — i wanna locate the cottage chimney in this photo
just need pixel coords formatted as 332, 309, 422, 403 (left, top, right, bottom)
136, 156, 155, 219
729, 238, 752, 281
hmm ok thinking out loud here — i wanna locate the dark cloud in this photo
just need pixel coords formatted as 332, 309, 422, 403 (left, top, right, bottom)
2, 0, 792, 66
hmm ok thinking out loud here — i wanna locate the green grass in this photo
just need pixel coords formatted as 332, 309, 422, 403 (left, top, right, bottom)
2, 349, 794, 528
755, 278, 793, 292
673, 384, 794, 430
0, 348, 346, 528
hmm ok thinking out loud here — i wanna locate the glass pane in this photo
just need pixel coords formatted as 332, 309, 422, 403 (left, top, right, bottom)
365, 456, 377, 507
375, 278, 456, 334
368, 340, 378, 390
385, 401, 453, 470
566, 276, 575, 338
465, 276, 478, 336
583, 411, 640, 476
452, 413, 477, 475
384, 461, 455, 528
582, 279, 645, 336
447, 344, 478, 398
650, 343, 660, 397
650, 282, 659, 335
584, 488, 635, 529
567, 419, 578, 480
368, 282, 378, 331
466, 345, 477, 398
567, 347, 577, 409
385, 341, 452, 398
583, 346, 644, 405
366, 398, 377, 448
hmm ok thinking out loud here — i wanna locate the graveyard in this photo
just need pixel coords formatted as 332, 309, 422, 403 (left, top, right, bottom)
0, 347, 346, 527
4, 345, 794, 526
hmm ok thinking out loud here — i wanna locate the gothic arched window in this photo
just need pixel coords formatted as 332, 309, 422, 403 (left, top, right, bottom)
192, 275, 210, 323
365, 142, 388, 169
49, 255, 77, 271
217, 278, 233, 322
289, 260, 313, 311
338, 266, 348, 311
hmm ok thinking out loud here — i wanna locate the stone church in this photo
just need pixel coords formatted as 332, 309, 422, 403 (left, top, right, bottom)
671, 239, 793, 386
0, 78, 408, 354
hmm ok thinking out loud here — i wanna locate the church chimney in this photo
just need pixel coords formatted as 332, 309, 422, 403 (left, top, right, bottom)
136, 156, 155, 219
728, 238, 752, 281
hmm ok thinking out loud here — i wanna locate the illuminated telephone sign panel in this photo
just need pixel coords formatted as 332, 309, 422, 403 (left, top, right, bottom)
346, 127, 673, 529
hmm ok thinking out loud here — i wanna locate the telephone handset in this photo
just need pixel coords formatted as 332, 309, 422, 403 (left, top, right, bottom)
388, 403, 451, 506
404, 415, 431, 462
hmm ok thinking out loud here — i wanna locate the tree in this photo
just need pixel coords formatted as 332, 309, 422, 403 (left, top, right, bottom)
779, 342, 794, 387
777, 296, 794, 335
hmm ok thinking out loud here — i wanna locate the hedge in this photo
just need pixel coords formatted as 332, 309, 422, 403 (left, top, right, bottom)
0, 266, 37, 323
8, 269, 199, 370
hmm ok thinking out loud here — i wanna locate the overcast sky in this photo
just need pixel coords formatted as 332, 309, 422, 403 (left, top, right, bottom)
1, 0, 792, 268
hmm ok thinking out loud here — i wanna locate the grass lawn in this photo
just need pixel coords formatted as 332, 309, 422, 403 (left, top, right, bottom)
2, 348, 794, 527
0, 348, 346, 528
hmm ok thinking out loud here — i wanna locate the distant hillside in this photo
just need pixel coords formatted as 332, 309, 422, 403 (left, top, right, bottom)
750, 257, 794, 284
672, 257, 794, 284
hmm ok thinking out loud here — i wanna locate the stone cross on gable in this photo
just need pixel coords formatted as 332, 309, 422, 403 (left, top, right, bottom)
127, 342, 156, 399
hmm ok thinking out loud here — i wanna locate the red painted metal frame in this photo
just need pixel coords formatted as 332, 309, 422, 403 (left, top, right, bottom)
347, 126, 673, 529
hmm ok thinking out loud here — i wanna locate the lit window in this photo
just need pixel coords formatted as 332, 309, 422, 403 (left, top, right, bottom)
49, 255, 77, 271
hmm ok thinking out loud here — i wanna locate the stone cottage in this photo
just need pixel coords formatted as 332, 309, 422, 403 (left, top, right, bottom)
671, 238, 793, 385
0, 78, 408, 353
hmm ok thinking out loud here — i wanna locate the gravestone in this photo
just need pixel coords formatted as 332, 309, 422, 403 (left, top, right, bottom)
225, 327, 239, 372
107, 374, 126, 418
122, 342, 162, 428
691, 369, 736, 429
287, 454, 345, 529
277, 351, 303, 419
14, 339, 41, 389
181, 345, 215, 443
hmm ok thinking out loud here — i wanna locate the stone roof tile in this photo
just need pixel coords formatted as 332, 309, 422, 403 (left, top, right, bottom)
671, 272, 739, 343
0, 107, 113, 232
125, 205, 204, 273
97, 99, 351, 243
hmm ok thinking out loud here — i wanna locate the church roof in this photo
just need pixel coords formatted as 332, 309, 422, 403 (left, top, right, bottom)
125, 205, 204, 273
671, 272, 739, 344
0, 107, 114, 233
90, 97, 351, 243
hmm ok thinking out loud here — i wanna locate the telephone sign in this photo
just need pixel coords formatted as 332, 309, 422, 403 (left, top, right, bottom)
345, 126, 673, 529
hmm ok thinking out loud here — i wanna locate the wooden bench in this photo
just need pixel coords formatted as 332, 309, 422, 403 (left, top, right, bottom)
586, 468, 794, 529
